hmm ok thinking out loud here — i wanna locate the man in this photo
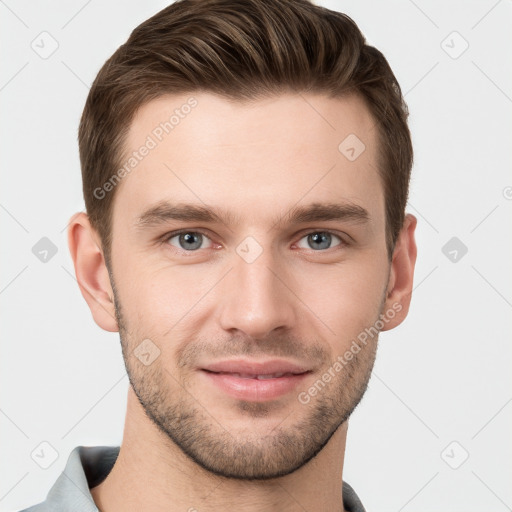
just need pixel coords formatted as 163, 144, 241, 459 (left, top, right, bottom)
21, 0, 417, 510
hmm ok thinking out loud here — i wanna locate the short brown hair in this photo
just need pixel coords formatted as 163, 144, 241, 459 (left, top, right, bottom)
79, 0, 412, 266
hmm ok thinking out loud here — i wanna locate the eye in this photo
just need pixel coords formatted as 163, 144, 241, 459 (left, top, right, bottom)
162, 229, 346, 254
165, 230, 214, 251
295, 231, 343, 251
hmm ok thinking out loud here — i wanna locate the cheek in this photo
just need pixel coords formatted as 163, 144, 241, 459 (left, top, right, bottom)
298, 260, 387, 347
116, 261, 212, 340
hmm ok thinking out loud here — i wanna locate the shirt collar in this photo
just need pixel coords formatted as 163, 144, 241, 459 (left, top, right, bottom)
37, 445, 365, 512
41, 445, 118, 512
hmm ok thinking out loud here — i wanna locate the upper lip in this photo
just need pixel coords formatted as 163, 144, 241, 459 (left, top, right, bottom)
201, 359, 311, 376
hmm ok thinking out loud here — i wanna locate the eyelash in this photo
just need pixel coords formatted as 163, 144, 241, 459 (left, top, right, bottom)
160, 229, 349, 255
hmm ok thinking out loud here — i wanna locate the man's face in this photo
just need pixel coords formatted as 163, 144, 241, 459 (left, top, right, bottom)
108, 92, 390, 479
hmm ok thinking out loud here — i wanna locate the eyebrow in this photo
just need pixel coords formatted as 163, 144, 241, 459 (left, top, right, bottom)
135, 200, 370, 231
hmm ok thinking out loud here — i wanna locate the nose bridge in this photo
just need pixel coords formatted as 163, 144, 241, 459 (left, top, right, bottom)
217, 235, 296, 337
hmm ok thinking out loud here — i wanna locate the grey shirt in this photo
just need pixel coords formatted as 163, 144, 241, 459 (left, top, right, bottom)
18, 446, 366, 512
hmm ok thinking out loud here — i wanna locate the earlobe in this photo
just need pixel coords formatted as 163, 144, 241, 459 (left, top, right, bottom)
381, 213, 418, 331
67, 212, 119, 332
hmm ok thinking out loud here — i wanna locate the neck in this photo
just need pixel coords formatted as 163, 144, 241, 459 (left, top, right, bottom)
91, 388, 349, 512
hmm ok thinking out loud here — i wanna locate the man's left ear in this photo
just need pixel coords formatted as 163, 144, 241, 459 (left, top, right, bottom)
381, 213, 418, 331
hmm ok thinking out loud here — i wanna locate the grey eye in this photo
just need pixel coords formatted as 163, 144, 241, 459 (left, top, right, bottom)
296, 232, 342, 251
168, 232, 211, 251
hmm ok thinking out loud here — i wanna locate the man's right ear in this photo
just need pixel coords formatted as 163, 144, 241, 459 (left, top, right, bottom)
67, 212, 119, 332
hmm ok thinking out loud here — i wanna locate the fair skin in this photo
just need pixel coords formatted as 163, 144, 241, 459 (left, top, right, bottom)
68, 91, 417, 512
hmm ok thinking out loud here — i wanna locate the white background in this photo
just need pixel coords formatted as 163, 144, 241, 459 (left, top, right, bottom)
1, 1, 511, 511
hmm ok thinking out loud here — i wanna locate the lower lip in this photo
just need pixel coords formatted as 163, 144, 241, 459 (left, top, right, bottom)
200, 370, 310, 401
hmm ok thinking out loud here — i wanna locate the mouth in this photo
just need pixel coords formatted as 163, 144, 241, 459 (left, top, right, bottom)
203, 370, 307, 380
198, 359, 312, 401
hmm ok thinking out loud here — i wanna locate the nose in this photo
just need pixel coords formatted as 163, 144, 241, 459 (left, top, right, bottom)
217, 242, 297, 339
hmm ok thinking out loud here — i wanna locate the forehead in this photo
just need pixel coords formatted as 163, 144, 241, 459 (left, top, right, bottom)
113, 91, 383, 230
